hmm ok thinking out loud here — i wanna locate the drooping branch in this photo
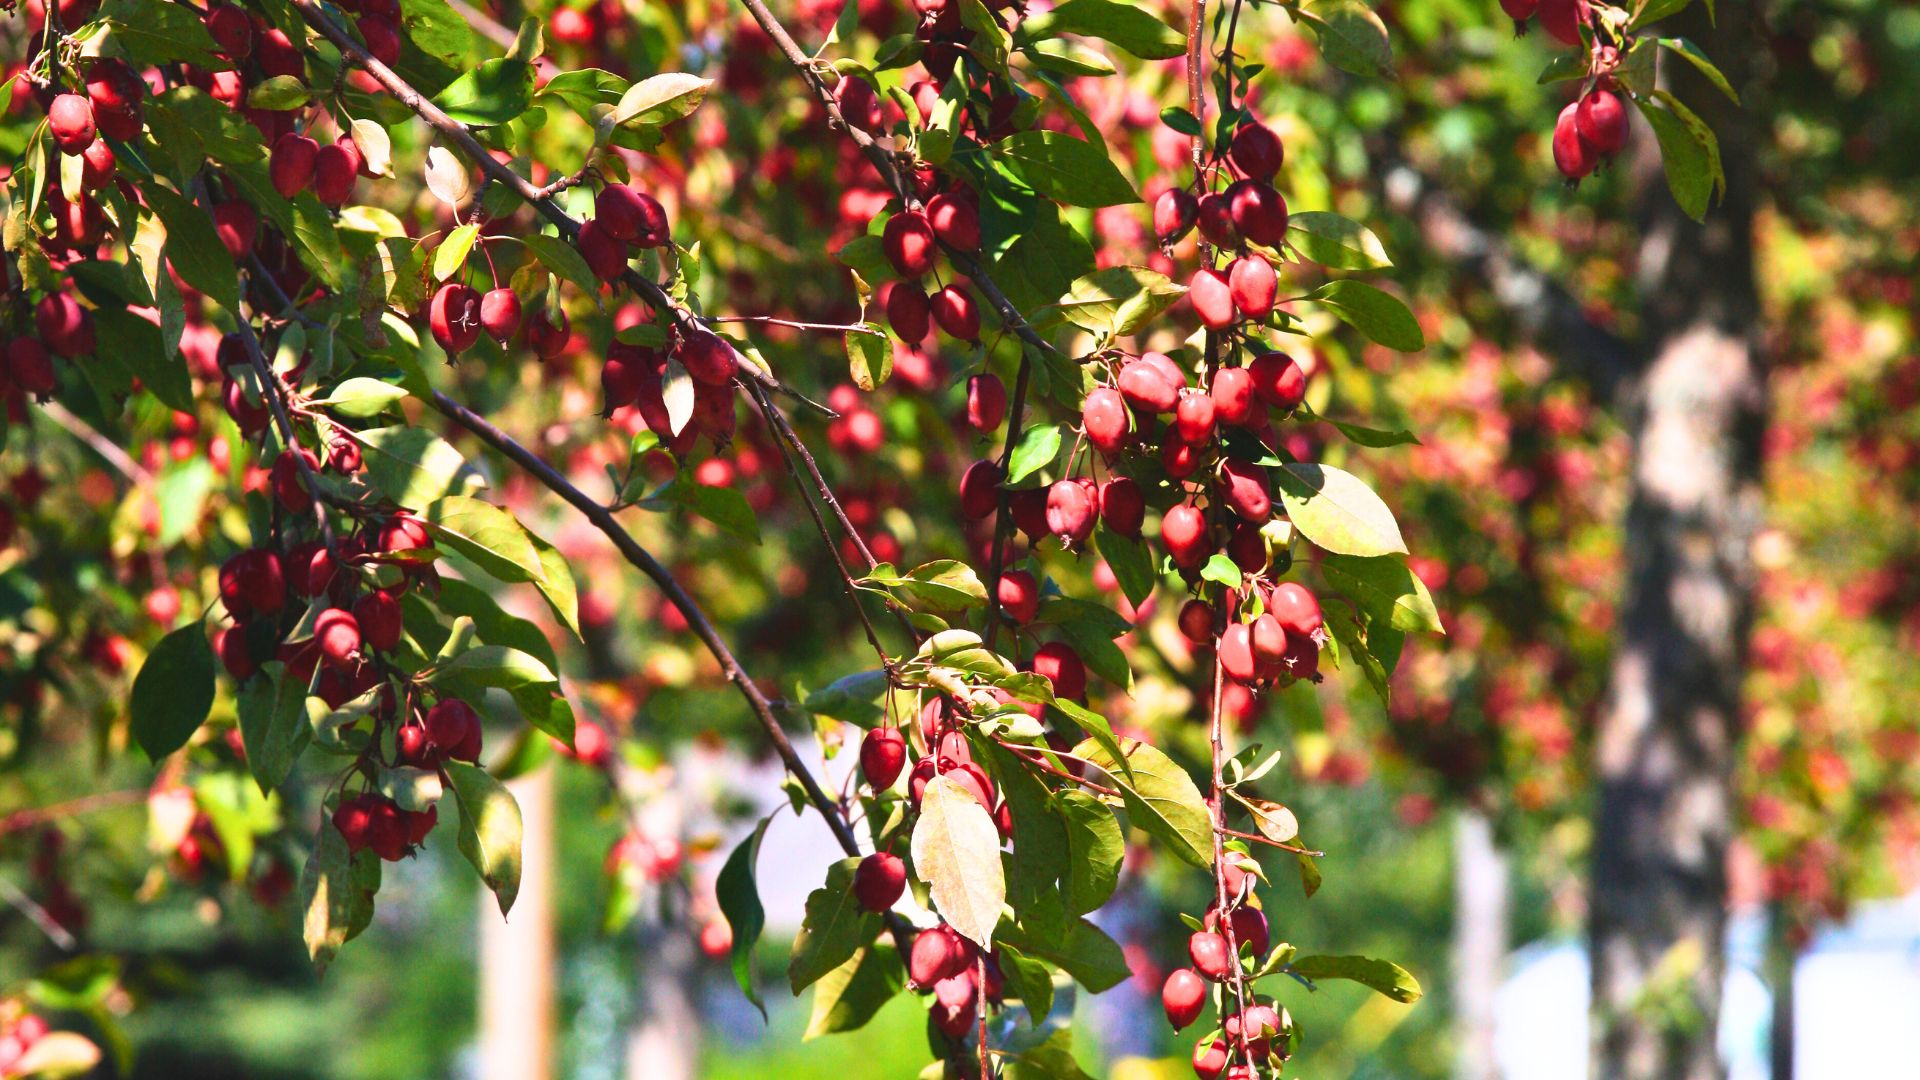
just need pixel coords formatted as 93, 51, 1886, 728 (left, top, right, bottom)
1371, 144, 1640, 403
287, 0, 833, 419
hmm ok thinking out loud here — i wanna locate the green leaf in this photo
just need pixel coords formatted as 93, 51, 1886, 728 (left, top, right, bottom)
1286, 212, 1392, 271
803, 943, 904, 1040
141, 184, 239, 311
360, 426, 475, 507
789, 857, 883, 993
997, 131, 1140, 208
1059, 618, 1131, 692
1200, 553, 1243, 589
803, 669, 889, 726
537, 68, 627, 120
1004, 1030, 1097, 1080
1300, 0, 1394, 78
1057, 790, 1122, 915
1637, 92, 1722, 223
1629, 0, 1695, 31
1535, 51, 1590, 86
433, 223, 480, 282
446, 761, 523, 916
989, 744, 1069, 928
994, 942, 1056, 1024
1318, 553, 1443, 634
130, 623, 217, 760
237, 661, 310, 795
1072, 736, 1211, 868
424, 496, 547, 587
432, 59, 536, 127
1311, 279, 1424, 351
379, 766, 444, 812
1008, 423, 1063, 484
1050, 266, 1185, 339
1159, 106, 1202, 136
1290, 954, 1423, 1003
717, 814, 775, 1017
1318, 415, 1420, 448
612, 72, 713, 128
958, 0, 1012, 75
104, 0, 225, 69
1094, 525, 1156, 609
1019, 0, 1186, 59
299, 819, 374, 975
1324, 598, 1398, 705
519, 232, 600, 301
247, 75, 311, 111
846, 330, 890, 391
320, 377, 409, 419
997, 916, 1130, 992
1275, 462, 1407, 557
435, 645, 557, 697
1051, 698, 1129, 780
400, 0, 474, 65
897, 560, 988, 610
525, 527, 582, 641
97, 307, 192, 412
912, 774, 1007, 949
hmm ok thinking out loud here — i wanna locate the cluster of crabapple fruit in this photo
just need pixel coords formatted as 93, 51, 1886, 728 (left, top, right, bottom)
1493, 0, 1634, 183
0, 1009, 50, 1079
850, 697, 1026, 1042
1161, 855, 1291, 1079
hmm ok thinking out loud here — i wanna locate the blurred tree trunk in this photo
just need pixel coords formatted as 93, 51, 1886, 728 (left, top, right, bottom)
1589, 3, 1768, 1077
1452, 808, 1509, 1080
625, 787, 698, 1080
480, 767, 556, 1080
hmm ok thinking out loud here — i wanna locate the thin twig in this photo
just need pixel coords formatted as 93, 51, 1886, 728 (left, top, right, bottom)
37, 400, 153, 486
287, 0, 833, 419
707, 315, 882, 336
1217, 826, 1322, 857
0, 789, 146, 836
229, 285, 341, 556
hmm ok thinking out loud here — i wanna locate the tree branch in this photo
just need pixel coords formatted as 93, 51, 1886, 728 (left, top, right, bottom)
1373, 145, 1640, 402
287, 0, 833, 419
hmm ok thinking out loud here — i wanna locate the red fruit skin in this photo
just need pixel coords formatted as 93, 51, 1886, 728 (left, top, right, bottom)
882, 210, 937, 278
332, 798, 374, 852
424, 699, 480, 754
860, 726, 907, 789
1098, 477, 1145, 537
1210, 367, 1261, 427
1196, 192, 1237, 247
997, 569, 1040, 623
1251, 612, 1288, 665
430, 283, 482, 354
930, 284, 980, 341
1178, 599, 1214, 644
1228, 121, 1284, 181
217, 626, 259, 681
78, 138, 116, 189
1083, 386, 1132, 456
1500, 0, 1540, 25
354, 590, 402, 651
1188, 930, 1233, 981
358, 15, 402, 65
883, 281, 931, 344
36, 294, 93, 358
270, 134, 319, 197
256, 28, 304, 80
49, 95, 96, 153
1217, 458, 1273, 522
958, 459, 1002, 520
1228, 522, 1268, 576
908, 926, 970, 988
1175, 387, 1217, 443
5, 339, 56, 395
480, 288, 521, 343
1552, 101, 1599, 181
271, 447, 319, 512
853, 852, 907, 912
1160, 504, 1210, 568
1228, 255, 1277, 320
577, 219, 629, 281
1118, 359, 1181, 414
205, 5, 254, 58
1163, 434, 1206, 480
1268, 581, 1324, 639
677, 330, 738, 386
1189, 267, 1237, 330
965, 373, 1006, 431
1193, 1038, 1230, 1080
1045, 479, 1095, 546
1210, 904, 1271, 957
1226, 1003, 1282, 1057
380, 513, 431, 554
1539, 0, 1585, 45
290, 541, 336, 597
833, 75, 883, 132
1247, 352, 1305, 411
926, 192, 980, 251
1162, 968, 1208, 1030
1031, 641, 1086, 699
594, 184, 652, 243
1226, 179, 1288, 247
313, 143, 358, 207
527, 310, 570, 360
212, 202, 258, 258
1220, 622, 1259, 683
1282, 631, 1320, 680
314, 608, 362, 670
1153, 188, 1198, 244
1576, 87, 1629, 155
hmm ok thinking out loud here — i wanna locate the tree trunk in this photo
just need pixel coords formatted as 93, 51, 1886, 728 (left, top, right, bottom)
1764, 903, 1796, 1080
479, 767, 556, 1080
1452, 808, 1509, 1080
1588, 4, 1768, 1078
